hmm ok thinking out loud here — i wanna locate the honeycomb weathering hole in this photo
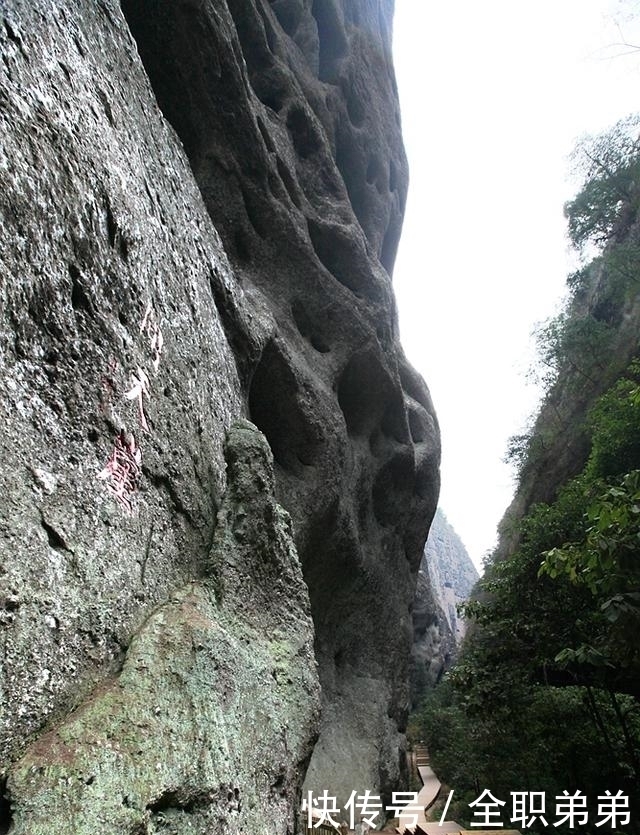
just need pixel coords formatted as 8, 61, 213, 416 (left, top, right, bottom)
311, 0, 348, 82
291, 299, 331, 353
372, 453, 414, 527
249, 341, 322, 472
307, 217, 365, 294
286, 105, 321, 158
337, 351, 388, 436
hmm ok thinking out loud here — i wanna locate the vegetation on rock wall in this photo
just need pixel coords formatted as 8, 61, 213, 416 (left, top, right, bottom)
412, 117, 640, 834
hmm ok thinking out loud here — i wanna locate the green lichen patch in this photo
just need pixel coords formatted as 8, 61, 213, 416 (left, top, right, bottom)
8, 424, 320, 834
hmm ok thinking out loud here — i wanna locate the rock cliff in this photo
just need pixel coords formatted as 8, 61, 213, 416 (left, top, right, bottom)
497, 230, 640, 561
424, 508, 478, 642
0, 0, 440, 831
410, 509, 477, 705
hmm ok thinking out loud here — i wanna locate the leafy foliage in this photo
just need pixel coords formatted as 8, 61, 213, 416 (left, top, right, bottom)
416, 367, 640, 832
414, 675, 639, 833
532, 310, 613, 391
506, 120, 640, 484
565, 114, 640, 252
586, 362, 640, 478
536, 367, 640, 693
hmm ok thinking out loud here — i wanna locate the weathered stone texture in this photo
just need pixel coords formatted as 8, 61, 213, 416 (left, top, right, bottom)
8, 422, 320, 835
116, 0, 439, 805
0, 0, 440, 828
0, 0, 256, 766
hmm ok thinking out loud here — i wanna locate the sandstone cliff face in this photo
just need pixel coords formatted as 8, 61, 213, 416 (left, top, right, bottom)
0, 0, 440, 830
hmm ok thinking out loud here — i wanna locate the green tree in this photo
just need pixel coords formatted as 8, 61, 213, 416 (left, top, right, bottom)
532, 310, 613, 391
565, 114, 640, 252
416, 366, 640, 832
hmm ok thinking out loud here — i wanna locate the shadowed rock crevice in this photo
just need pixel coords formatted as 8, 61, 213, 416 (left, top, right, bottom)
291, 298, 331, 353
208, 268, 263, 388
145, 787, 217, 816
275, 154, 303, 208
119, 2, 203, 159
372, 451, 415, 527
0, 778, 12, 835
286, 103, 323, 158
338, 351, 382, 436
311, 0, 348, 83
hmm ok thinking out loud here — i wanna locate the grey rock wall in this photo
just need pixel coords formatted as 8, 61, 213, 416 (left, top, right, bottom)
0, 0, 440, 829
0, 0, 253, 769
410, 570, 455, 705
8, 422, 320, 835
424, 508, 478, 642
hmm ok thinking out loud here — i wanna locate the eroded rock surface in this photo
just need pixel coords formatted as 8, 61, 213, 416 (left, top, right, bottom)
8, 422, 320, 835
0, 0, 440, 827
0, 0, 257, 769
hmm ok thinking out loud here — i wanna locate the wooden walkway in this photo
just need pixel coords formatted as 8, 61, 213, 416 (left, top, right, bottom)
396, 746, 521, 835
302, 745, 520, 835
396, 744, 461, 834
415, 746, 441, 812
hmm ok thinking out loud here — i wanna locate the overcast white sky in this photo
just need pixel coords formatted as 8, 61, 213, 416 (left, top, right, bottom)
392, 0, 640, 571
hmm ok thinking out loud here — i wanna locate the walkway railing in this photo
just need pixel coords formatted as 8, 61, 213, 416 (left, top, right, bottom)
302, 811, 340, 835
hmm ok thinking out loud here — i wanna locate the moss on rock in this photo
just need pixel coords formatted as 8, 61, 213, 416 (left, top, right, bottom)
8, 423, 320, 835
